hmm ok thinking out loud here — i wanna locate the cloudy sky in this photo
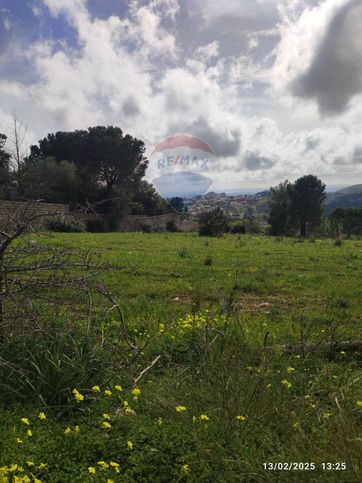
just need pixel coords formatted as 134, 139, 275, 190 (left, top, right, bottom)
1, 0, 362, 190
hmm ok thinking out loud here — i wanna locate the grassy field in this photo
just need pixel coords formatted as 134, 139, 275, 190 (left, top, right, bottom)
0, 233, 361, 482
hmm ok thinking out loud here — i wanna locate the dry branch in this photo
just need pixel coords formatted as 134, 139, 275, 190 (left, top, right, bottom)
0, 200, 106, 333
134, 355, 161, 385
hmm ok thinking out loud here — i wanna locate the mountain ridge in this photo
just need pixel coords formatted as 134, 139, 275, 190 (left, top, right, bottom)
325, 184, 362, 214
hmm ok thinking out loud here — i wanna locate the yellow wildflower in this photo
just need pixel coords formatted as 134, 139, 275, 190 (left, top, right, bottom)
92, 385, 101, 393
21, 418, 30, 425
199, 414, 209, 422
38, 463, 48, 470
88, 467, 96, 474
103, 413, 111, 420
74, 425, 80, 433
132, 387, 141, 400
357, 400, 362, 407
104, 389, 112, 397
102, 421, 112, 429
16, 438, 23, 444
115, 385, 123, 392
159, 323, 165, 333
323, 412, 332, 419
38, 412, 46, 421
27, 429, 32, 437
236, 415, 247, 422
97, 461, 109, 469
26, 461, 34, 467
181, 464, 190, 475
110, 461, 120, 469
127, 440, 133, 450
72, 388, 84, 402
176, 405, 187, 412
286, 366, 295, 373
64, 427, 71, 434
107, 480, 115, 483
266, 383, 272, 389
281, 379, 292, 389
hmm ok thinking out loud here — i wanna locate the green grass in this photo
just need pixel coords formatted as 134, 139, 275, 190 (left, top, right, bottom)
0, 233, 361, 482
44, 233, 362, 344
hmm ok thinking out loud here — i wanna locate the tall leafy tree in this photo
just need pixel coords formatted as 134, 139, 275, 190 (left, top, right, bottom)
0, 134, 11, 199
288, 175, 326, 237
20, 157, 78, 203
268, 180, 293, 235
85, 126, 147, 196
29, 126, 148, 204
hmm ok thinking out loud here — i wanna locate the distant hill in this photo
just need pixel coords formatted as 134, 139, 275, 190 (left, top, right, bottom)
325, 184, 362, 214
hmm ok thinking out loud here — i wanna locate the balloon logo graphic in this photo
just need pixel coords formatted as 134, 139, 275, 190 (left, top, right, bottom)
150, 134, 215, 198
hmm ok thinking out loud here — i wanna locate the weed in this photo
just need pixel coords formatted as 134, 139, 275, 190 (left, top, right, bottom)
204, 255, 213, 266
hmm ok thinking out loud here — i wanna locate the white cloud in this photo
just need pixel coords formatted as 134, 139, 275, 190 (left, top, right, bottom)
273, 0, 362, 115
42, 0, 89, 23
134, 3, 179, 58
195, 41, 219, 62
31, 5, 43, 18
0, 0, 362, 189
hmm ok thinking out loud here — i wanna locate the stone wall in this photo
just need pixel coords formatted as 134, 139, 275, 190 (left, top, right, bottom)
0, 200, 69, 229
119, 213, 198, 232
0, 200, 198, 233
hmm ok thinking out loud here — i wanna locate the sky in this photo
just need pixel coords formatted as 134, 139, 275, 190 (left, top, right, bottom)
1, 0, 362, 190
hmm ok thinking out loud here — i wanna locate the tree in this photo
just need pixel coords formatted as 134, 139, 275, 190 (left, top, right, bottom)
268, 180, 293, 235
9, 110, 27, 171
0, 134, 11, 199
30, 126, 148, 205
131, 181, 169, 216
168, 197, 186, 213
90, 127, 147, 195
288, 175, 326, 237
20, 157, 78, 203
330, 208, 362, 238
198, 207, 229, 237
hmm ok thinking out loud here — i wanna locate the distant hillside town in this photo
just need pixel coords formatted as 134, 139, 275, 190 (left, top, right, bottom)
185, 191, 270, 224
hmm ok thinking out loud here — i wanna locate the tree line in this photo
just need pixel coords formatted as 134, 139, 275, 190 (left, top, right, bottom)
0, 125, 170, 224
268, 175, 362, 237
